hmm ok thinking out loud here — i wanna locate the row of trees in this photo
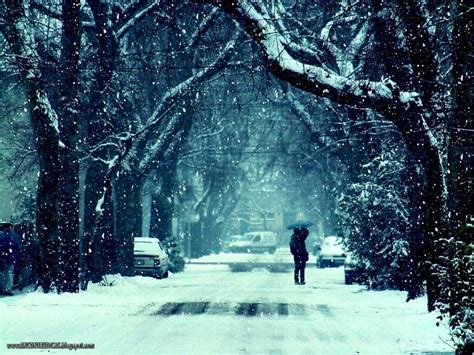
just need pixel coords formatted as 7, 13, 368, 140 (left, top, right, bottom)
191, 0, 472, 351
0, 0, 242, 289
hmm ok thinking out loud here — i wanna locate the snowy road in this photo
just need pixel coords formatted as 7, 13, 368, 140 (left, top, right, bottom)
0, 259, 453, 354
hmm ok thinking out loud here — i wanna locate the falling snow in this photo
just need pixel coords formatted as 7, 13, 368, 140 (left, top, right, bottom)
0, 0, 471, 354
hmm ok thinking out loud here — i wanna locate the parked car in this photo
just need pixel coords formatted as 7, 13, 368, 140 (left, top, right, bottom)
229, 231, 277, 254
133, 237, 169, 278
221, 235, 243, 253
316, 236, 346, 268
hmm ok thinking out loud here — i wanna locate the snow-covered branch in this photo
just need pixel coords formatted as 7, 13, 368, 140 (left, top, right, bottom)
193, 180, 212, 213
188, 7, 220, 48
142, 39, 234, 137
271, 0, 329, 71
320, 12, 358, 61
319, 2, 368, 78
194, 0, 420, 114
136, 38, 236, 174
1, 0, 60, 141
30, 1, 62, 20
115, 2, 170, 40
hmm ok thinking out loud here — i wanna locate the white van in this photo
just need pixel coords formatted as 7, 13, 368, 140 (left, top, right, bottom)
228, 231, 277, 254
134, 237, 170, 278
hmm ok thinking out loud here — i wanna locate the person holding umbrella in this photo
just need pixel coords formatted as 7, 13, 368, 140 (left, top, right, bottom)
288, 221, 312, 285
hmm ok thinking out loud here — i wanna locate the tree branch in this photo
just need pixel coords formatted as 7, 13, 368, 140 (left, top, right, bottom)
113, 0, 171, 40
194, 0, 420, 115
30, 1, 62, 20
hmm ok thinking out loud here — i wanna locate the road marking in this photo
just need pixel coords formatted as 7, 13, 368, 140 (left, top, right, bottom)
146, 302, 327, 317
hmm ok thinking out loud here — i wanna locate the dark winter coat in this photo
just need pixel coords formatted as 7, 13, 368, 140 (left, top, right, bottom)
289, 234, 309, 261
0, 230, 21, 269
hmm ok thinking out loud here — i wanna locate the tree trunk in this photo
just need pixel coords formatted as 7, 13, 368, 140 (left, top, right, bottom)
83, 164, 115, 283
370, 0, 446, 311
448, 3, 473, 353
448, 0, 473, 235
81, 0, 119, 284
393, 111, 447, 311
114, 168, 143, 276
34, 123, 61, 293
3, 0, 64, 292
56, 0, 82, 293
150, 161, 177, 240
190, 220, 205, 258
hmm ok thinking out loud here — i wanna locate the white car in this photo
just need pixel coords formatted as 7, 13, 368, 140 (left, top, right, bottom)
229, 231, 277, 254
316, 236, 346, 268
134, 237, 170, 278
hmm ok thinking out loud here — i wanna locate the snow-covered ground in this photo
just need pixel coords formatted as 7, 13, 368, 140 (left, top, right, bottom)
0, 254, 454, 354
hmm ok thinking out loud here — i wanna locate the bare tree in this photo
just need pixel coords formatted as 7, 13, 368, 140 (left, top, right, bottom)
2, 0, 82, 293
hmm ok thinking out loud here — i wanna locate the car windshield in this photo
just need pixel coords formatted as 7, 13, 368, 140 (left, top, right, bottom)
323, 236, 342, 246
241, 234, 257, 241
134, 240, 160, 254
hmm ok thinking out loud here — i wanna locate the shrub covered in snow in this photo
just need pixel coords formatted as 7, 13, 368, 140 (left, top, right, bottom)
163, 235, 185, 273
338, 151, 411, 290
434, 221, 474, 352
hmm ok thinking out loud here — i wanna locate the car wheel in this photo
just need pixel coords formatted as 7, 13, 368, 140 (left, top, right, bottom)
162, 270, 169, 279
345, 274, 352, 285
269, 247, 276, 254
318, 259, 326, 268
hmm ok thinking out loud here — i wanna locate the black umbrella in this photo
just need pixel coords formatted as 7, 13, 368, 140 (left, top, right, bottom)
286, 220, 314, 230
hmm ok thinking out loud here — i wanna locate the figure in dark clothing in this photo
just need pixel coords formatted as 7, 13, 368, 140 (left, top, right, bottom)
0, 223, 21, 296
289, 227, 309, 285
